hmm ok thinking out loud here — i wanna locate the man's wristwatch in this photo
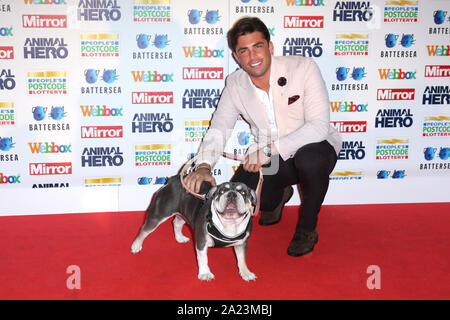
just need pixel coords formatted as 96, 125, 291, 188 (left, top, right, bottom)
262, 145, 272, 157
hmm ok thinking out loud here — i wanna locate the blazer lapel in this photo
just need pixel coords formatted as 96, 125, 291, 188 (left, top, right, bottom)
271, 57, 289, 137
236, 70, 271, 130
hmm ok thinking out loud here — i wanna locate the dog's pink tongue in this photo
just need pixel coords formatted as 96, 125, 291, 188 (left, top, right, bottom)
224, 202, 237, 214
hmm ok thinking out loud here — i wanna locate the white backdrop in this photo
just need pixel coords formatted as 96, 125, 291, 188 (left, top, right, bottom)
0, 0, 449, 216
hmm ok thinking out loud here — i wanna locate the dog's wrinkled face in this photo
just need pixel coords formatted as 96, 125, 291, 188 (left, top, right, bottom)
207, 182, 257, 219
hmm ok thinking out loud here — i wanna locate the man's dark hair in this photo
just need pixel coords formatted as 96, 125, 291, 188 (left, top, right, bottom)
227, 17, 271, 52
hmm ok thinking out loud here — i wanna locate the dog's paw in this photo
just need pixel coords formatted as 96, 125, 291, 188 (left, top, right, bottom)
175, 234, 190, 244
239, 270, 257, 282
130, 240, 142, 254
198, 272, 215, 281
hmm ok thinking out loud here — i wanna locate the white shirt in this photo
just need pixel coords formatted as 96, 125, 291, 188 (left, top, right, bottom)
247, 66, 278, 139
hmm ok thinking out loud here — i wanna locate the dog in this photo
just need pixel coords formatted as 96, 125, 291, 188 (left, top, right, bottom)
130, 176, 258, 281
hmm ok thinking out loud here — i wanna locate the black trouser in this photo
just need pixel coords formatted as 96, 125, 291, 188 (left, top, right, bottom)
231, 140, 338, 233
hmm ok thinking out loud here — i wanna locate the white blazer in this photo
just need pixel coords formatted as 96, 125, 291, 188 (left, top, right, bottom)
198, 56, 342, 166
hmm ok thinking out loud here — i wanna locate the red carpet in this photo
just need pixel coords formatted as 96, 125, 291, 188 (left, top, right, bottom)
0, 203, 449, 300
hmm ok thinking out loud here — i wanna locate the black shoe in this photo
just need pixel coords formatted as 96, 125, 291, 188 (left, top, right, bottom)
287, 230, 319, 257
258, 186, 294, 226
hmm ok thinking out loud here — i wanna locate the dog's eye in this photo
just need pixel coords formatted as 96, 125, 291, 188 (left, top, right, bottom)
220, 190, 225, 194
241, 191, 246, 196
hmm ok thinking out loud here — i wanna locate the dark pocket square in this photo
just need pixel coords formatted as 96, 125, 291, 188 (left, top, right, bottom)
288, 95, 300, 105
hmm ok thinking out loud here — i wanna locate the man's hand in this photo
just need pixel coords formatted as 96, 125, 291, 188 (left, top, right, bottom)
243, 148, 270, 172
183, 165, 216, 193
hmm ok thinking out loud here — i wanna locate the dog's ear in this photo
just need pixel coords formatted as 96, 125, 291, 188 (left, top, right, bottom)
249, 188, 257, 207
206, 186, 218, 200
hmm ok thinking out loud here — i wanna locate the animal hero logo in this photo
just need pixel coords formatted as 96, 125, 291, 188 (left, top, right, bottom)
0, 69, 15, 90
133, 0, 171, 23
77, 0, 121, 21
0, 102, 14, 126
81, 147, 124, 167
422, 86, 450, 105
27, 71, 67, 95
24, 37, 68, 59
135, 144, 171, 167
375, 139, 409, 160
182, 89, 220, 109
132, 113, 174, 133
81, 33, 119, 58
375, 109, 413, 128
333, 1, 374, 22
338, 141, 366, 160
283, 37, 323, 57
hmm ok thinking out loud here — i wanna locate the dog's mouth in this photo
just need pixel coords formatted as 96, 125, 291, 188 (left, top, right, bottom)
217, 201, 246, 220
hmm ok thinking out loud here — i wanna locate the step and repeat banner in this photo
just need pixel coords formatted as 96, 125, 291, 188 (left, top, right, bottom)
0, 0, 449, 215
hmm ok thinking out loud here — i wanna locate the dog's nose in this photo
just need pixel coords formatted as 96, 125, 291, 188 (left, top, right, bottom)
227, 192, 237, 201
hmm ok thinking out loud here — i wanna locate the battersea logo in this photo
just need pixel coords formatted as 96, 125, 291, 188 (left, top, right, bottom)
0, 46, 14, 59
132, 92, 173, 104
0, 137, 18, 162
29, 162, 72, 175
185, 120, 209, 143
80, 105, 123, 117
378, 68, 416, 80
182, 67, 223, 80
22, 14, 67, 28
133, 0, 171, 23
375, 139, 409, 160
377, 88, 415, 101
81, 33, 119, 58
376, 170, 406, 180
185, 9, 224, 36
425, 65, 450, 77
283, 37, 323, 57
423, 116, 450, 137
28, 142, 72, 154
331, 121, 367, 133
334, 33, 369, 56
27, 71, 67, 95
384, 1, 418, 23
430, 10, 450, 35
422, 86, 450, 105
382, 33, 417, 58
333, 1, 373, 22
24, 38, 68, 59
32, 105, 67, 121
284, 16, 324, 28
182, 46, 224, 58
330, 101, 368, 113
182, 89, 220, 109
82, 69, 121, 94
133, 34, 172, 60
375, 109, 413, 128
132, 113, 174, 133
81, 126, 123, 139
0, 102, 15, 127
78, 0, 121, 21
338, 140, 366, 160
131, 70, 174, 83
81, 147, 123, 167
0, 69, 15, 90
135, 144, 171, 167
331, 66, 369, 92
30, 106, 70, 132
